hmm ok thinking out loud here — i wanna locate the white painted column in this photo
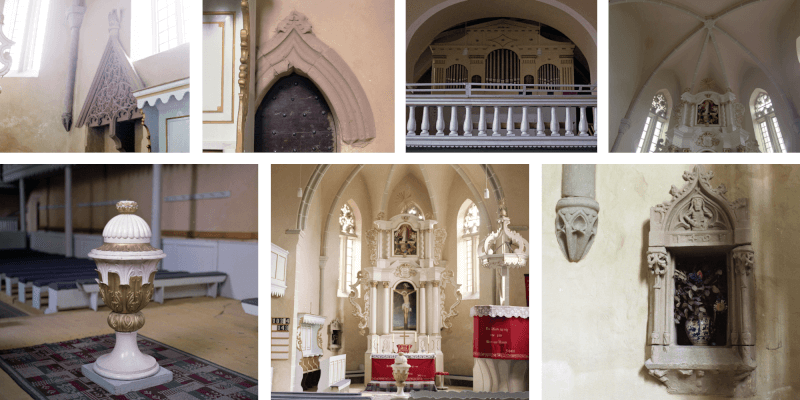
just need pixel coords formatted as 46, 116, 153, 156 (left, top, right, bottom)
536, 107, 545, 136
463, 106, 473, 136
579, 107, 589, 136
505, 107, 514, 136
383, 282, 390, 334
62, 1, 86, 131
431, 281, 440, 334
318, 256, 328, 315
151, 165, 162, 255
421, 106, 430, 135
565, 107, 574, 136
520, 107, 529, 136
491, 107, 500, 136
65, 166, 73, 258
18, 178, 25, 233
419, 282, 427, 335
593, 106, 598, 137
369, 281, 377, 334
406, 106, 416, 136
448, 106, 458, 136
550, 107, 560, 136
478, 106, 487, 136
435, 105, 445, 136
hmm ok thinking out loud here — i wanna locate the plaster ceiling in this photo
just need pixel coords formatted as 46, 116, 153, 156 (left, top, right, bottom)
613, 0, 796, 95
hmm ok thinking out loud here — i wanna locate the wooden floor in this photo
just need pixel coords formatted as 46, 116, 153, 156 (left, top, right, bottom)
0, 294, 257, 400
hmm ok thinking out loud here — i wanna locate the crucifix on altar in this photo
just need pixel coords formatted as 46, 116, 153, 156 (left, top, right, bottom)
349, 213, 460, 385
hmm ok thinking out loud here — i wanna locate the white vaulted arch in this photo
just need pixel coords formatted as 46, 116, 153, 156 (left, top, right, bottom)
255, 12, 375, 147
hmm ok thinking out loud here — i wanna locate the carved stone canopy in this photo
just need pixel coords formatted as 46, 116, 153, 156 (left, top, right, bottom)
76, 10, 144, 129
645, 166, 755, 397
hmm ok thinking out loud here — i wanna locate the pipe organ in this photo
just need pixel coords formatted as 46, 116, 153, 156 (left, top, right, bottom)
429, 19, 575, 87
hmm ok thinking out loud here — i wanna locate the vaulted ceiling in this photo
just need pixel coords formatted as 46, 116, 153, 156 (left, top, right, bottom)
611, 0, 797, 95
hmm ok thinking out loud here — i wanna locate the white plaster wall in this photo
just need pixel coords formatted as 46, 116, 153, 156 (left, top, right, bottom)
608, 5, 645, 150
543, 165, 800, 399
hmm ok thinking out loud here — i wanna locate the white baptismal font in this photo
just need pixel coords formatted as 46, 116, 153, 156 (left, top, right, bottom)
350, 213, 459, 390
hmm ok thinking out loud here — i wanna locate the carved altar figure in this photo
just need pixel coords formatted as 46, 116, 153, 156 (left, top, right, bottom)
394, 224, 418, 256
393, 283, 417, 330
681, 197, 713, 230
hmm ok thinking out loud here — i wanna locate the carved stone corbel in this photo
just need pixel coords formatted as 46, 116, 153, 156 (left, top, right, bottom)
556, 165, 598, 262
236, 0, 250, 152
62, 0, 86, 131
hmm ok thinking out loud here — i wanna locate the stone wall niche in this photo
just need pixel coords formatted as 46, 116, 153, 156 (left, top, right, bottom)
645, 165, 755, 397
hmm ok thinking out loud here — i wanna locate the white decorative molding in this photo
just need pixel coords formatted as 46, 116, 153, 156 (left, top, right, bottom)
255, 11, 376, 147
470, 305, 529, 319
0, 0, 15, 92
479, 216, 529, 269
645, 165, 755, 397
440, 270, 461, 332
271, 243, 288, 297
76, 9, 144, 150
348, 270, 370, 336
133, 78, 190, 108
394, 263, 418, 279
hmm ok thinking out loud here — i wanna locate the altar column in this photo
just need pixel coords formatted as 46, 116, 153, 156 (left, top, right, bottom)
382, 282, 390, 334
431, 281, 440, 334
419, 282, 427, 335
369, 281, 377, 334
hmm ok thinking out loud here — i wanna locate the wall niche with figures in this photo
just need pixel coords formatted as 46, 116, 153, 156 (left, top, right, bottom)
645, 165, 756, 397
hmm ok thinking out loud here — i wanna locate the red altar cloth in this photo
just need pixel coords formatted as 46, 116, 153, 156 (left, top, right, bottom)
473, 315, 529, 360
371, 355, 436, 382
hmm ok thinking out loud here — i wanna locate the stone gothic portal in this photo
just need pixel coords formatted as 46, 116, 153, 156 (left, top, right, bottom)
254, 74, 335, 152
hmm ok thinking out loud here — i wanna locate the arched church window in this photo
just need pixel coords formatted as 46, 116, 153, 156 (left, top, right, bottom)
457, 200, 480, 298
752, 91, 786, 153
445, 64, 467, 89
471, 75, 481, 83
338, 202, 361, 297
131, 0, 191, 60
524, 75, 534, 84
2, 0, 50, 76
636, 91, 670, 153
537, 64, 560, 91
485, 49, 520, 88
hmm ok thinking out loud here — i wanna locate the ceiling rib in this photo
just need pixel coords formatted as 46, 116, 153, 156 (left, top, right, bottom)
714, 0, 767, 19
709, 30, 730, 91
611, 24, 704, 151
608, 0, 704, 21
691, 31, 711, 92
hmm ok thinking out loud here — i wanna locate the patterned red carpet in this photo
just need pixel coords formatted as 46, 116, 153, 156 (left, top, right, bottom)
0, 334, 257, 399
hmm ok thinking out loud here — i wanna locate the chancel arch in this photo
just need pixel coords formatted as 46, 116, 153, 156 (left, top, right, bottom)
255, 11, 376, 152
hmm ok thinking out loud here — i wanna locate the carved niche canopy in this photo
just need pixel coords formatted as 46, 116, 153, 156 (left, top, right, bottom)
76, 10, 144, 130
645, 165, 755, 397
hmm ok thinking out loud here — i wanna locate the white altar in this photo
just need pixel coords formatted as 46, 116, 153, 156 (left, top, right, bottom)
349, 213, 460, 383
666, 89, 758, 152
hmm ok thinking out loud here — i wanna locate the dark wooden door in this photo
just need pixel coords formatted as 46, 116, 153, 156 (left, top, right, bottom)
255, 74, 334, 152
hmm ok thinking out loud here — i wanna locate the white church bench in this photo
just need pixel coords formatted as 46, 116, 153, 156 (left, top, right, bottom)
42, 271, 227, 314
242, 298, 258, 315
318, 354, 349, 392
409, 392, 530, 399
271, 393, 365, 400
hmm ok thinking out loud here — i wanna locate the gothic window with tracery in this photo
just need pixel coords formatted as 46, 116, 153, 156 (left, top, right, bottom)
752, 91, 786, 153
338, 202, 361, 297
636, 91, 670, 153
458, 201, 480, 298
2, 0, 50, 76
401, 204, 425, 220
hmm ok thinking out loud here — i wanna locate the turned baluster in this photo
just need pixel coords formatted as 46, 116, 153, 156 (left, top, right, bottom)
565, 106, 574, 136
506, 107, 514, 136
449, 106, 458, 136
421, 106, 430, 135
593, 106, 598, 137
550, 107, 560, 136
579, 106, 589, 136
464, 106, 473, 136
536, 107, 545, 136
520, 106, 529, 136
435, 106, 445, 136
407, 106, 416, 136
492, 106, 500, 136
478, 106, 487, 136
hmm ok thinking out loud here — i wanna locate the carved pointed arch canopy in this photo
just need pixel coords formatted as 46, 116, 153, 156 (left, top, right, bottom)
255, 11, 376, 147
76, 11, 144, 129
649, 165, 750, 248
